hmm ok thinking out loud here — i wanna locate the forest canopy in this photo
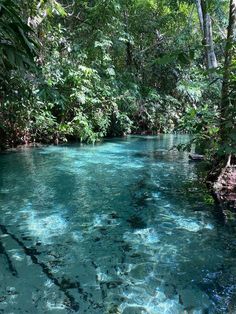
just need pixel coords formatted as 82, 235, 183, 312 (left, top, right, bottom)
0, 0, 235, 159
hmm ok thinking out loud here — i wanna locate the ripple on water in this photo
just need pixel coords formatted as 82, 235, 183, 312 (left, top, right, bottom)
171, 214, 214, 232
124, 228, 159, 246
119, 286, 183, 314
0, 136, 233, 314
18, 205, 68, 244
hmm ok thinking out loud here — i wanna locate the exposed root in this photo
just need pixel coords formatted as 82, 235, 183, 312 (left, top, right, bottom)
212, 155, 236, 209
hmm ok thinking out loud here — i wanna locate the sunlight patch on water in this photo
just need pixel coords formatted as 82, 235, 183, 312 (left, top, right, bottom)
19, 204, 68, 244
159, 205, 214, 233
9, 250, 24, 262
92, 214, 111, 227
177, 219, 213, 232
119, 286, 183, 314
152, 192, 161, 199
46, 301, 67, 311
0, 188, 10, 194
171, 214, 214, 232
96, 267, 112, 283
90, 213, 120, 229
45, 279, 54, 288
124, 228, 159, 247
71, 231, 84, 242
26, 213, 67, 244
56, 160, 86, 173
122, 161, 144, 169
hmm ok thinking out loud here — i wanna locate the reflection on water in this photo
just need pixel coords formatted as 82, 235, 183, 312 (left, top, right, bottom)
0, 135, 236, 313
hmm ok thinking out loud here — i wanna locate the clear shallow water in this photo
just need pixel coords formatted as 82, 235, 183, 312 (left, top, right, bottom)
0, 135, 236, 313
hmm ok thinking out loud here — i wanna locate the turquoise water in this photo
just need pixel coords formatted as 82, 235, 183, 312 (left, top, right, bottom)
0, 135, 236, 314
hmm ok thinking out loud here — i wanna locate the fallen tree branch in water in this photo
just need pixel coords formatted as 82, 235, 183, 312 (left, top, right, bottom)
0, 224, 80, 312
0, 235, 18, 277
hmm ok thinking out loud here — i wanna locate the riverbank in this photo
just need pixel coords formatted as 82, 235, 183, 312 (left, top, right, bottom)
207, 155, 236, 209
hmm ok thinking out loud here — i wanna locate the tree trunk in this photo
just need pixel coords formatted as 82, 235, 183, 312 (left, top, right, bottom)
220, 0, 236, 143
124, 11, 133, 67
205, 13, 218, 69
126, 41, 133, 66
196, 0, 204, 32
199, 0, 218, 69
209, 0, 236, 208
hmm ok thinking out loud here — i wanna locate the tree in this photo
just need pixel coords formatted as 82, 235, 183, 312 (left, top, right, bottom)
196, 0, 218, 70
0, 0, 231, 149
220, 0, 236, 154
0, 0, 37, 72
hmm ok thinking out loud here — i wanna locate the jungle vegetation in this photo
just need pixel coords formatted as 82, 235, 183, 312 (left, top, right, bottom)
0, 0, 235, 162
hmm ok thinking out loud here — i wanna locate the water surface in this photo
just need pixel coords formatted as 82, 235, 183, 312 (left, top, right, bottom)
0, 135, 236, 313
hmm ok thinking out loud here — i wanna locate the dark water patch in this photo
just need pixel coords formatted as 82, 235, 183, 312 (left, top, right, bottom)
127, 215, 147, 229
0, 238, 18, 277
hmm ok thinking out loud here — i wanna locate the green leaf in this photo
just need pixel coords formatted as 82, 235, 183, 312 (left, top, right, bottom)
106, 67, 115, 76
54, 2, 67, 16
155, 53, 176, 65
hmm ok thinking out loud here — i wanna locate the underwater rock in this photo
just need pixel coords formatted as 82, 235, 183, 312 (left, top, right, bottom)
126, 215, 147, 229
0, 296, 7, 302
178, 288, 210, 310
106, 303, 121, 314
109, 212, 120, 219
129, 263, 153, 280
106, 280, 123, 289
122, 306, 146, 314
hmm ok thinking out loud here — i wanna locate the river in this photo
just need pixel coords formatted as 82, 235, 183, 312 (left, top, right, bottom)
0, 135, 235, 313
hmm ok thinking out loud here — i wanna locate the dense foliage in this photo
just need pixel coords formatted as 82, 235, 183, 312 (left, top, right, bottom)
0, 0, 235, 160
